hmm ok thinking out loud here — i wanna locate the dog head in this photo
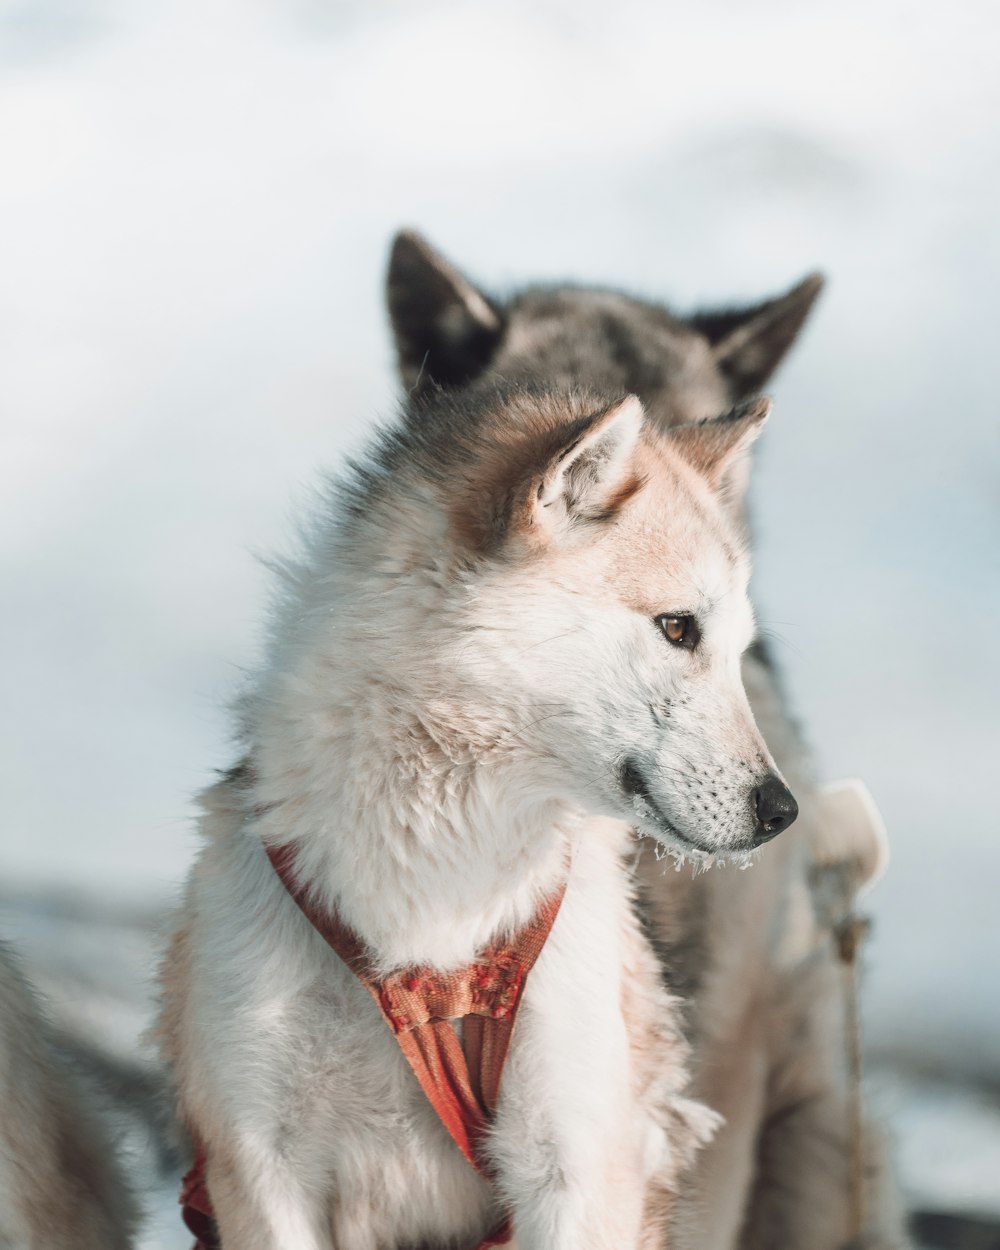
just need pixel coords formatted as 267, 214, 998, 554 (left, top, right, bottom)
316, 385, 796, 863
386, 229, 822, 429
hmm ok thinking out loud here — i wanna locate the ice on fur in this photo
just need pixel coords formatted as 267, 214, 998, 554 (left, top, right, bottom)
157, 382, 795, 1250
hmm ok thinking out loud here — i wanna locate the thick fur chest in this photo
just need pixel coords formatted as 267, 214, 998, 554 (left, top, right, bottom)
159, 810, 706, 1250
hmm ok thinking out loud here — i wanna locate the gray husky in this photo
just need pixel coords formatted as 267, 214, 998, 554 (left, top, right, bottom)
387, 231, 909, 1250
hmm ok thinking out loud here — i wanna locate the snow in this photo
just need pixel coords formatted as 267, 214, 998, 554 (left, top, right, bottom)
886, 1075, 1000, 1221
2, 0, 999, 1238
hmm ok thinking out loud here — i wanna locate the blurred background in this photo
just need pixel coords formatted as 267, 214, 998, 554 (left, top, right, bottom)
1, 1, 998, 1245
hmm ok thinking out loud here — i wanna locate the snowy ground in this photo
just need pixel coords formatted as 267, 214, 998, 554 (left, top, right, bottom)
2, 0, 999, 1242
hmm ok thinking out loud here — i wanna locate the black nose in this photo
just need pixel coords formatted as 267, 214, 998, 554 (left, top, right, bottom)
752, 775, 799, 846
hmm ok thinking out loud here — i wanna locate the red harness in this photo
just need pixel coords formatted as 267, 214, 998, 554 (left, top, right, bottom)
180, 844, 567, 1249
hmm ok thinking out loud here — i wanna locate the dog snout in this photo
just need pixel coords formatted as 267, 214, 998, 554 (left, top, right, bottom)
752, 774, 798, 846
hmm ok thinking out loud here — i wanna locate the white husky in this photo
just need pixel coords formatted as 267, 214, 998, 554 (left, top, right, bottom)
158, 384, 799, 1250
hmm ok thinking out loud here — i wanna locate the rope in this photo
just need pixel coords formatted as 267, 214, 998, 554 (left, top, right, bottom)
835, 912, 871, 1245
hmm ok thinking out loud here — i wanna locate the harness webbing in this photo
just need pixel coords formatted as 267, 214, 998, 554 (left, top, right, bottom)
179, 844, 567, 1250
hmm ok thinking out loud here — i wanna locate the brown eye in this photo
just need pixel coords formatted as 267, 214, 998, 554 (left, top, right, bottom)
655, 614, 700, 650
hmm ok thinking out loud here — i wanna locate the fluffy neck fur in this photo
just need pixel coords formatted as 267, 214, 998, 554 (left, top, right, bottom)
244, 480, 580, 974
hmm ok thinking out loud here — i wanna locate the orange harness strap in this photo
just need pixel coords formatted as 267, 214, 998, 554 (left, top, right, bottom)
180, 844, 567, 1250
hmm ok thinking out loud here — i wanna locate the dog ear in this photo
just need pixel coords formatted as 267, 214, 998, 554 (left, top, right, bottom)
689, 273, 823, 398
523, 395, 645, 537
387, 230, 505, 393
669, 397, 770, 500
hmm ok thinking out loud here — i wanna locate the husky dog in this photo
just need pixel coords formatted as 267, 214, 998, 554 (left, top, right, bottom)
386, 232, 909, 1250
156, 377, 805, 1249
0, 940, 137, 1250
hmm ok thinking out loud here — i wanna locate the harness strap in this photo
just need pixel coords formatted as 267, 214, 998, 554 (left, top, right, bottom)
180, 844, 567, 1250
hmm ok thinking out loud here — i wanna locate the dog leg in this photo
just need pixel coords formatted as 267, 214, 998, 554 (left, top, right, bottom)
665, 1017, 771, 1250
202, 1141, 334, 1250
738, 1097, 911, 1250
489, 1015, 646, 1246
492, 1037, 649, 1250
491, 994, 650, 1247
735, 954, 911, 1250
504, 1167, 644, 1250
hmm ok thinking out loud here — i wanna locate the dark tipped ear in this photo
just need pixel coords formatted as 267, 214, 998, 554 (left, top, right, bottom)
689, 273, 823, 398
669, 397, 771, 500
387, 230, 505, 393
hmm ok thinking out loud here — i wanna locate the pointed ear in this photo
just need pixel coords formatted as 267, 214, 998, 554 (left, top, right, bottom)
522, 395, 645, 538
669, 397, 771, 498
387, 230, 505, 392
689, 273, 823, 398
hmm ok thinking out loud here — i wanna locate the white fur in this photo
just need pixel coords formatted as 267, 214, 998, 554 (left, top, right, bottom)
158, 393, 793, 1249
